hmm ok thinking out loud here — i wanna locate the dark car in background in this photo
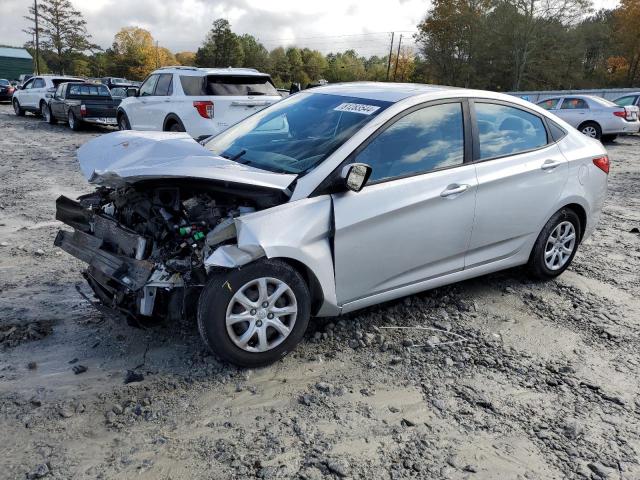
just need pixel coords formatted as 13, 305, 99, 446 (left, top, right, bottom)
43, 82, 121, 131
100, 77, 138, 89
0, 79, 15, 101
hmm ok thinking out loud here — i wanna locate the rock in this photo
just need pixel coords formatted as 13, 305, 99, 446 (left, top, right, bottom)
34, 249, 45, 256
315, 382, 333, 393
463, 464, 478, 473
298, 394, 315, 406
444, 357, 454, 367
325, 459, 349, 477
390, 356, 403, 365
600, 392, 625, 406
72, 365, 87, 375
58, 404, 74, 418
26, 463, 49, 479
0, 241, 8, 247
401, 418, 416, 427
112, 404, 123, 415
348, 338, 359, 349
27, 361, 37, 370
401, 338, 413, 347
124, 370, 144, 384
587, 462, 614, 478
434, 320, 452, 331
105, 411, 117, 424
432, 398, 446, 411
427, 335, 440, 347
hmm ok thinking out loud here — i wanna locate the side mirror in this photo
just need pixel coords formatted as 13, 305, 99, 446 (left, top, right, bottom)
341, 163, 372, 192
126, 87, 139, 97
15, 85, 22, 90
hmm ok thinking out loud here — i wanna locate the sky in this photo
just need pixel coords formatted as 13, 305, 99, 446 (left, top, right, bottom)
0, 0, 621, 57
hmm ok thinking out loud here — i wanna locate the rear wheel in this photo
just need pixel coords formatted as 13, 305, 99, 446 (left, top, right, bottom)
579, 121, 601, 140
167, 121, 185, 132
68, 111, 81, 131
197, 259, 310, 367
528, 208, 581, 280
13, 99, 25, 116
117, 112, 131, 130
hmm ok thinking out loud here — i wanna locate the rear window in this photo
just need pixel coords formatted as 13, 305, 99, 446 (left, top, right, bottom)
206, 75, 277, 96
52, 78, 82, 87
69, 84, 110, 96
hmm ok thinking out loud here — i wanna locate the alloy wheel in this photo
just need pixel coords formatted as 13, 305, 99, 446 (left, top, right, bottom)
544, 221, 576, 271
582, 126, 597, 138
225, 277, 297, 353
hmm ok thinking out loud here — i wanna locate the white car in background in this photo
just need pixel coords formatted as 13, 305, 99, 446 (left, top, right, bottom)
12, 74, 83, 117
116, 66, 282, 140
537, 94, 640, 141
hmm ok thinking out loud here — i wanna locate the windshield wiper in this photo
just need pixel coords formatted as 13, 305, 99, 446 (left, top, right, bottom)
228, 149, 247, 161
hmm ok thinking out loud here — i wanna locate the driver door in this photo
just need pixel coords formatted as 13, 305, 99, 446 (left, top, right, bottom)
331, 101, 477, 307
128, 74, 158, 130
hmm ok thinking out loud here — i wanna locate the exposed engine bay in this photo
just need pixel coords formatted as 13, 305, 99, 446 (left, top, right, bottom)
54, 180, 287, 322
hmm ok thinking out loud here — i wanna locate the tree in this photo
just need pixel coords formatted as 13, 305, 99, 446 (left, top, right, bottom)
110, 27, 172, 79
269, 47, 290, 84
24, 0, 99, 74
614, 0, 640, 85
195, 19, 244, 67
238, 34, 269, 71
301, 49, 328, 81
175, 51, 196, 66
286, 47, 308, 85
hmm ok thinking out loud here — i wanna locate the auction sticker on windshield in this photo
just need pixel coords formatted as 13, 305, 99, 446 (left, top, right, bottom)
334, 103, 381, 115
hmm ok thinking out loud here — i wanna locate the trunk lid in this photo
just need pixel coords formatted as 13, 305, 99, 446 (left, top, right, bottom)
77, 130, 297, 191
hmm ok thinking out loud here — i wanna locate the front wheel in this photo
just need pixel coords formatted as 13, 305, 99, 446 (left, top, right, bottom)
44, 104, 56, 124
13, 99, 25, 116
528, 208, 581, 280
117, 112, 131, 130
197, 259, 310, 367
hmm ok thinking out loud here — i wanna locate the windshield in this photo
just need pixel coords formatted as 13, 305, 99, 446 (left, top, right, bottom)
204, 92, 391, 174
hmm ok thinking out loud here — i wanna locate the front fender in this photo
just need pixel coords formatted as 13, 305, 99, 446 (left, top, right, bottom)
204, 196, 339, 316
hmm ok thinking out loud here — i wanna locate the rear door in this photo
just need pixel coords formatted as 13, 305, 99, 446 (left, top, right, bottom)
555, 97, 589, 128
466, 100, 569, 268
204, 75, 281, 132
332, 100, 477, 306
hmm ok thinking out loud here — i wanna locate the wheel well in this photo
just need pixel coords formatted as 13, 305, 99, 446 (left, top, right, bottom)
163, 114, 182, 131
577, 120, 599, 132
563, 203, 587, 241
278, 258, 325, 316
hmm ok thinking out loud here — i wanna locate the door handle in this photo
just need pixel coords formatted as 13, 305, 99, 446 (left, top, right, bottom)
440, 184, 470, 197
541, 159, 563, 170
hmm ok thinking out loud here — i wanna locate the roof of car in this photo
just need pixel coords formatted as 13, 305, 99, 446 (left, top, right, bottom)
153, 66, 268, 76
306, 82, 463, 102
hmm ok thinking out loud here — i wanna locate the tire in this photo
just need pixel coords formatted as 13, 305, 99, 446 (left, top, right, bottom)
39, 101, 47, 117
197, 259, 310, 367
13, 99, 25, 116
44, 104, 56, 124
528, 208, 581, 280
601, 134, 617, 143
578, 121, 601, 140
68, 111, 81, 131
117, 112, 131, 130
166, 120, 185, 132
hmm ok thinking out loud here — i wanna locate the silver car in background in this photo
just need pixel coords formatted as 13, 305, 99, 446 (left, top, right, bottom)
55, 83, 609, 367
537, 94, 640, 141
614, 92, 640, 109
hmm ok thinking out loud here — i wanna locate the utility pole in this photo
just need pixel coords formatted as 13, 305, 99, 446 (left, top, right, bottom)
393, 34, 402, 82
385, 32, 394, 81
34, 0, 40, 75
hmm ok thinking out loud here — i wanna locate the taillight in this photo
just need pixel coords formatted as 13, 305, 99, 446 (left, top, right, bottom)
613, 109, 627, 119
80, 104, 87, 117
593, 155, 610, 174
193, 101, 213, 119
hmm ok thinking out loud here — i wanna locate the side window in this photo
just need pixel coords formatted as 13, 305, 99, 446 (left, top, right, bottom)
33, 78, 45, 89
614, 95, 637, 107
154, 74, 173, 96
22, 79, 34, 89
561, 98, 588, 110
139, 75, 159, 96
537, 98, 559, 110
356, 102, 465, 183
475, 102, 548, 160
180, 75, 205, 95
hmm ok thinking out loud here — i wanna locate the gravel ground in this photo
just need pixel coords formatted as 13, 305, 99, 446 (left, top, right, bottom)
0, 102, 639, 480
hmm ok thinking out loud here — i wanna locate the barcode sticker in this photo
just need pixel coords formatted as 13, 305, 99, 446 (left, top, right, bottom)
334, 103, 381, 115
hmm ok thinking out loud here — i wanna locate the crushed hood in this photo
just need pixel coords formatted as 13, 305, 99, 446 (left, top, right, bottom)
77, 130, 297, 190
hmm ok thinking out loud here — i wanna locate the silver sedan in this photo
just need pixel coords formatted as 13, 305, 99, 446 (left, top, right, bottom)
537, 94, 639, 141
56, 83, 609, 367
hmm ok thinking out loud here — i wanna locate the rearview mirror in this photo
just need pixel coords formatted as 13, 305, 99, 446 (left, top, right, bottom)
341, 163, 372, 192
126, 87, 139, 97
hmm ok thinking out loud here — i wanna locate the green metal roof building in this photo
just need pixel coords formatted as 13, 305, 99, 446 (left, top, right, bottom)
0, 47, 33, 81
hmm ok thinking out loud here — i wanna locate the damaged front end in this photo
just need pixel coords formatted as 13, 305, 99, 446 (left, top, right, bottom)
55, 179, 289, 322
